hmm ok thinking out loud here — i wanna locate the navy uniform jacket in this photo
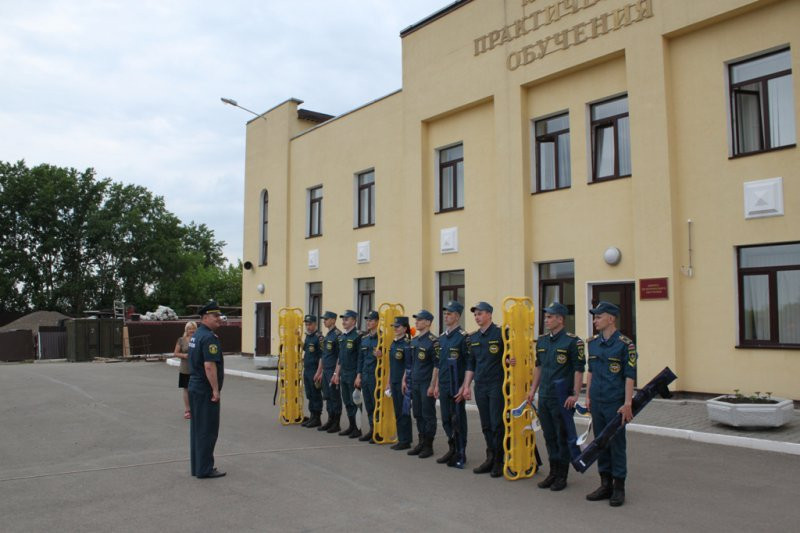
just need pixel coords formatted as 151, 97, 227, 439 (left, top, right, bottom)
188, 323, 224, 393
437, 327, 469, 393
535, 328, 586, 398
410, 331, 440, 385
389, 337, 412, 386
303, 330, 323, 370
321, 327, 341, 370
587, 330, 637, 404
357, 331, 379, 381
337, 328, 361, 380
467, 323, 505, 384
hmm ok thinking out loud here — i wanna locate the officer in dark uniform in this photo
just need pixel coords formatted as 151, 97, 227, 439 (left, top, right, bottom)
301, 315, 324, 428
526, 302, 585, 491
317, 311, 342, 434
585, 301, 637, 507
355, 310, 379, 442
188, 300, 226, 478
387, 316, 413, 450
334, 309, 362, 438
407, 309, 439, 459
433, 300, 469, 468
460, 301, 505, 478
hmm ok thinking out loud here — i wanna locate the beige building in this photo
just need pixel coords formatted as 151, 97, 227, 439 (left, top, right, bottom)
240, 0, 799, 399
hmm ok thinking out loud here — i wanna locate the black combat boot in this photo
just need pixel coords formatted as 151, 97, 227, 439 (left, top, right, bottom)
447, 444, 465, 468
306, 412, 321, 429
300, 416, 310, 427
407, 434, 425, 456
473, 448, 494, 474
490, 449, 504, 478
326, 416, 341, 433
358, 427, 373, 442
437, 439, 455, 464
348, 421, 362, 439
586, 472, 613, 501
318, 415, 333, 432
550, 462, 568, 491
418, 436, 434, 459
537, 461, 559, 489
609, 477, 626, 507
392, 441, 411, 451
340, 415, 357, 436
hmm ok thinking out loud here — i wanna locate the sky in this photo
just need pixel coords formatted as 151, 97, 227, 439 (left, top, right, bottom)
0, 0, 444, 263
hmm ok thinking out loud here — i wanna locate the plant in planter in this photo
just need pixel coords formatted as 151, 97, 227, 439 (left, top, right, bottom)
706, 389, 795, 428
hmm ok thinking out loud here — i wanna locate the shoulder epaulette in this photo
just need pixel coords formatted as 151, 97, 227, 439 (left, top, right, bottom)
427, 332, 437, 340
587, 334, 599, 343
618, 334, 634, 345
566, 332, 577, 338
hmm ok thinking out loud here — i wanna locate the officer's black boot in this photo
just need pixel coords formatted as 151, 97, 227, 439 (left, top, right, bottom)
473, 448, 494, 474
348, 418, 362, 439
447, 445, 465, 468
318, 416, 333, 432
392, 441, 411, 451
537, 461, 559, 489
550, 462, 568, 491
609, 477, 626, 507
358, 427, 373, 442
300, 416, 310, 427
306, 412, 321, 429
418, 436, 434, 459
437, 439, 455, 464
407, 434, 425, 456
586, 472, 613, 501
490, 449, 504, 478
340, 415, 357, 436
326, 416, 341, 433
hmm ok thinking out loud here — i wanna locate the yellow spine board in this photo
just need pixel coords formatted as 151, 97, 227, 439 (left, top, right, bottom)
501, 297, 537, 480
278, 307, 305, 425
372, 302, 404, 444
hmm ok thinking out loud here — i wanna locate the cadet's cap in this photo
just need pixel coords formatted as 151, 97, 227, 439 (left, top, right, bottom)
303, 314, 317, 323
590, 301, 620, 317
340, 309, 358, 319
365, 310, 379, 321
543, 302, 569, 317
443, 301, 464, 314
413, 309, 434, 321
321, 311, 337, 320
470, 301, 493, 313
392, 316, 410, 328
199, 300, 222, 315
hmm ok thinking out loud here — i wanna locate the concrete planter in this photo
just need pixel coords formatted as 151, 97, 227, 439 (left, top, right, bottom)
706, 396, 795, 428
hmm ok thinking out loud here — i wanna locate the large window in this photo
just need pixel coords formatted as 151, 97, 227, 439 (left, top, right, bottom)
308, 186, 322, 238
439, 270, 465, 331
308, 282, 322, 326
438, 144, 464, 212
730, 48, 796, 156
356, 278, 375, 331
534, 113, 571, 192
538, 261, 575, 335
356, 170, 375, 227
737, 242, 800, 348
260, 189, 268, 265
591, 95, 631, 181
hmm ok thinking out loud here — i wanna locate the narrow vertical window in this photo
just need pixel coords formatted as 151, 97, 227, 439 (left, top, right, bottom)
356, 278, 375, 331
308, 282, 322, 327
538, 261, 575, 334
308, 186, 323, 238
534, 113, 571, 192
438, 270, 465, 330
591, 95, 631, 181
260, 189, 268, 265
438, 144, 464, 212
356, 170, 375, 227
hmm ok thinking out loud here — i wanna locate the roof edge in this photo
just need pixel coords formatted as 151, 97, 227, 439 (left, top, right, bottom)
400, 0, 474, 38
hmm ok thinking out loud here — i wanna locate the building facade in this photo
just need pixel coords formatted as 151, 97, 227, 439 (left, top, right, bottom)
241, 0, 799, 399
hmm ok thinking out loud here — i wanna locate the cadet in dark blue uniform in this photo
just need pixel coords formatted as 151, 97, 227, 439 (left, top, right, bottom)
460, 301, 506, 478
387, 316, 413, 450
433, 300, 469, 467
188, 300, 226, 479
317, 311, 342, 434
526, 302, 585, 491
407, 309, 439, 459
355, 310, 379, 442
585, 301, 637, 507
334, 309, 362, 438
301, 315, 324, 428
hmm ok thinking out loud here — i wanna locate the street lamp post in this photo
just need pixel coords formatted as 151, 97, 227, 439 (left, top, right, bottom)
220, 97, 265, 119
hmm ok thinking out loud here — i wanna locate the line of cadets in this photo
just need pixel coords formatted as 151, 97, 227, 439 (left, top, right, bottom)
298, 299, 637, 507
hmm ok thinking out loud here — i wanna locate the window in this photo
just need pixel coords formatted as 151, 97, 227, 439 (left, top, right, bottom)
591, 95, 631, 181
534, 113, 570, 192
308, 186, 322, 237
737, 242, 800, 348
356, 278, 375, 331
308, 282, 322, 326
438, 144, 464, 212
260, 190, 268, 265
730, 48, 796, 156
538, 261, 575, 335
356, 170, 375, 227
439, 270, 465, 331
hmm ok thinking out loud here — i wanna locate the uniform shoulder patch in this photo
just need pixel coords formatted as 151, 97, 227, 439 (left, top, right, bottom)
209, 344, 218, 355
618, 334, 633, 345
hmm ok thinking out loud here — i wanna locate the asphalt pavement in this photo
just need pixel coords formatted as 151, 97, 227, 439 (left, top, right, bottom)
1, 359, 799, 533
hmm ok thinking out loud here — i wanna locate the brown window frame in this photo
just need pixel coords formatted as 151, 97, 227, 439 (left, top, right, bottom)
308, 282, 322, 327
590, 95, 631, 182
538, 261, 575, 335
260, 189, 268, 265
438, 269, 465, 331
356, 278, 375, 331
729, 48, 795, 157
356, 170, 375, 228
308, 186, 323, 238
534, 113, 571, 193
438, 144, 464, 213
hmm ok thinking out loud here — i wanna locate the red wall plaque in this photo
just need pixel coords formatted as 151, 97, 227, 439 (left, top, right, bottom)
639, 277, 668, 300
